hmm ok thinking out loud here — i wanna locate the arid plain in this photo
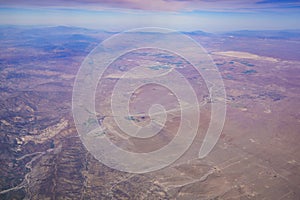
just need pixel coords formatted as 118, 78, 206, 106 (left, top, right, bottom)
0, 26, 299, 199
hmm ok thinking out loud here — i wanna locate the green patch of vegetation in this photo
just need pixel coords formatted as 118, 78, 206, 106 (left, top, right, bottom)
153, 53, 175, 59
148, 65, 171, 70
225, 74, 234, 80
125, 116, 140, 122
240, 61, 254, 67
84, 117, 98, 129
242, 69, 257, 74
216, 63, 225, 67
93, 130, 106, 137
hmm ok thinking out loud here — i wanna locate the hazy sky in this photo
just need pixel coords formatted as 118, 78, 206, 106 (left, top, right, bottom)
0, 0, 299, 32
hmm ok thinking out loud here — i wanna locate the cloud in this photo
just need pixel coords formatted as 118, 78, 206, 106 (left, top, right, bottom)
0, 0, 299, 12
0, 0, 185, 11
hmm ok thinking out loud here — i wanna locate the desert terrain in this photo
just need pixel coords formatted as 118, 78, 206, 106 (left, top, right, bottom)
0, 26, 300, 199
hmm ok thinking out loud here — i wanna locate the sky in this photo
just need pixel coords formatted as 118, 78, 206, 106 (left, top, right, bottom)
0, 0, 299, 32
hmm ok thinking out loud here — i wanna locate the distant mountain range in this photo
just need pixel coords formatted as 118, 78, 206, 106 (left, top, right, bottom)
1, 25, 299, 40
221, 30, 300, 39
